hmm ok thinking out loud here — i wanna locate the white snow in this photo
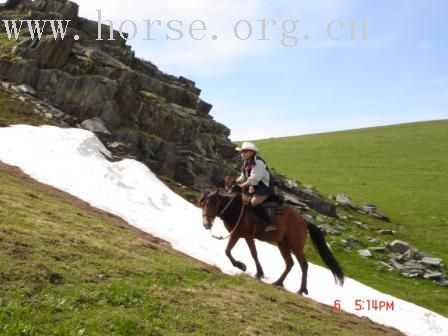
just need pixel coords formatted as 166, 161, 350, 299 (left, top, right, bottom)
0, 125, 447, 335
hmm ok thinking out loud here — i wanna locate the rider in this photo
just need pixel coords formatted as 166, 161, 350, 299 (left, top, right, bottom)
236, 142, 276, 232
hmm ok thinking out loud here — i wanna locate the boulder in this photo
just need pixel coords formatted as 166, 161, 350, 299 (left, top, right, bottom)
83, 48, 128, 70
14, 84, 36, 95
335, 194, 358, 209
32, 0, 79, 20
387, 240, 411, 253
25, 29, 76, 69
81, 117, 111, 134
362, 204, 390, 222
433, 278, 448, 286
358, 249, 372, 258
318, 224, 342, 235
377, 229, 395, 235
420, 257, 443, 267
423, 272, 443, 279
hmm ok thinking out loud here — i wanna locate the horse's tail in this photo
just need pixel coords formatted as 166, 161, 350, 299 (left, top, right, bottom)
307, 222, 344, 285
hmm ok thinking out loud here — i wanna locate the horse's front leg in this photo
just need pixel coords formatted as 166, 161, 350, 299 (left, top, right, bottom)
225, 235, 246, 272
245, 237, 264, 279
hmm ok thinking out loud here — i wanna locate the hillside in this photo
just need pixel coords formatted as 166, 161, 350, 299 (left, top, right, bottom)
0, 162, 404, 336
0, 0, 237, 189
251, 120, 448, 314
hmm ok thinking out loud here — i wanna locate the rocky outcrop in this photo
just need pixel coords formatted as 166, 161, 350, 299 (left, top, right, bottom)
0, 0, 237, 188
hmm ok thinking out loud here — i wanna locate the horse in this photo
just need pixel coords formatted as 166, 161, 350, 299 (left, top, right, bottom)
199, 188, 344, 295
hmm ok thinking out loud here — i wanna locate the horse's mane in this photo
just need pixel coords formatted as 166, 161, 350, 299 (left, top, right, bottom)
199, 188, 235, 203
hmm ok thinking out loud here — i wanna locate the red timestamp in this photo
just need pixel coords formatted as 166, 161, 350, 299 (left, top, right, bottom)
333, 299, 395, 311
355, 299, 395, 311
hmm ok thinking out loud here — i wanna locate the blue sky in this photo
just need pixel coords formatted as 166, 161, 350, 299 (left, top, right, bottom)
72, 0, 447, 140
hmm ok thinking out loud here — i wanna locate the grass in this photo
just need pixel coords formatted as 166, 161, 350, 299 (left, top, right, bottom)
250, 120, 448, 316
0, 163, 404, 335
0, 90, 54, 127
0, 31, 15, 56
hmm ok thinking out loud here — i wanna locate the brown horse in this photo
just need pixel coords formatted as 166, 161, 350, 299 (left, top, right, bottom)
199, 189, 344, 295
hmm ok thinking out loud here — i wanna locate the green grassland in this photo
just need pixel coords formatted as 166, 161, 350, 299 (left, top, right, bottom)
0, 163, 404, 336
251, 120, 448, 315
0, 90, 54, 127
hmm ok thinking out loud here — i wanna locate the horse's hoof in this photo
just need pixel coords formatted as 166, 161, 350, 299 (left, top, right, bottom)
272, 280, 284, 287
298, 288, 308, 295
256, 273, 264, 280
235, 262, 247, 272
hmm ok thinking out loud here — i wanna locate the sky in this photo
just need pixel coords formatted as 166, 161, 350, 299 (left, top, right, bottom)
1, 124, 448, 335
66, 1, 448, 140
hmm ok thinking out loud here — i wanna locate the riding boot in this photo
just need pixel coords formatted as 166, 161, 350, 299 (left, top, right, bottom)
253, 205, 275, 232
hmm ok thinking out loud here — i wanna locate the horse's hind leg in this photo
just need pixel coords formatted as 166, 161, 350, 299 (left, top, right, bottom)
272, 240, 294, 287
245, 237, 264, 279
292, 247, 309, 295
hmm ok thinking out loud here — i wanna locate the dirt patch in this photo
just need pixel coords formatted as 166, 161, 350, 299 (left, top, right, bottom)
6, 245, 27, 258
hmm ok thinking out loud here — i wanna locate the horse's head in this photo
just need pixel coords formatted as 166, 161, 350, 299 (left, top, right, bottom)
199, 189, 229, 230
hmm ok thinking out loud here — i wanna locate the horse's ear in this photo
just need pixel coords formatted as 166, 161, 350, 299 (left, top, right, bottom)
199, 189, 212, 203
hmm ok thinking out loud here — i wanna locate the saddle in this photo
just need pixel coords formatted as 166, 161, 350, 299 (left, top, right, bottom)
242, 192, 285, 223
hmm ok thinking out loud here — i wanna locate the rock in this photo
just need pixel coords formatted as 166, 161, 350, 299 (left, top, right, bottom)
387, 240, 411, 253
302, 214, 315, 224
83, 48, 128, 70
369, 210, 390, 222
283, 193, 308, 208
32, 0, 79, 20
335, 194, 358, 209
197, 99, 213, 115
81, 117, 111, 134
389, 259, 404, 270
317, 224, 342, 235
295, 190, 337, 217
358, 249, 372, 257
3, 0, 24, 10
107, 141, 127, 149
24, 29, 76, 69
14, 84, 36, 95
420, 257, 443, 267
402, 272, 421, 278
0, 59, 40, 85
403, 261, 426, 272
337, 213, 348, 220
377, 229, 395, 235
423, 272, 443, 279
285, 179, 298, 189
433, 278, 448, 286
48, 108, 64, 118
377, 261, 394, 271
353, 220, 372, 230
361, 204, 390, 221
402, 248, 419, 260
216, 143, 236, 159
368, 246, 386, 252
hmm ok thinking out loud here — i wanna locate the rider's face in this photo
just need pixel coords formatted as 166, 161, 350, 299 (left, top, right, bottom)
240, 150, 255, 160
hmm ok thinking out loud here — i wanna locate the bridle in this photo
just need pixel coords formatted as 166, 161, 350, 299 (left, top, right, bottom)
202, 192, 245, 240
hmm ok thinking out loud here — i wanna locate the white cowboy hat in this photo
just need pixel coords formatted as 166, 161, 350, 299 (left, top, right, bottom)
236, 141, 259, 154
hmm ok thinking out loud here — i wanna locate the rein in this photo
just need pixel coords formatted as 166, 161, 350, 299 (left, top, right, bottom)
210, 194, 246, 240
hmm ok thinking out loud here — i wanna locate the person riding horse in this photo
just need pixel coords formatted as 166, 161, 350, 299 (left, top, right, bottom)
236, 142, 276, 231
